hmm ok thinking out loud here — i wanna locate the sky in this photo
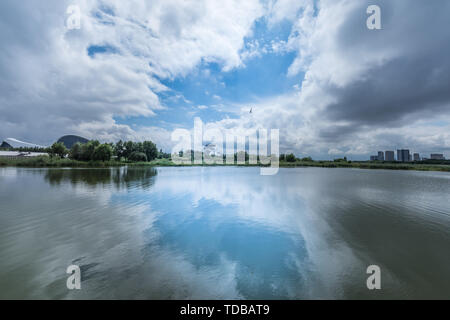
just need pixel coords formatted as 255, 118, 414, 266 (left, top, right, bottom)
0, 0, 449, 160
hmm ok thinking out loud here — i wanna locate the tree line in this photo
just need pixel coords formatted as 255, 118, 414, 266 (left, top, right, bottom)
48, 140, 169, 162
175, 151, 312, 163
6, 141, 320, 164
279, 154, 313, 162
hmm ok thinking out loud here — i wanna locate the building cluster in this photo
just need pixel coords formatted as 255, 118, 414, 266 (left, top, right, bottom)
370, 150, 446, 162
0, 151, 47, 158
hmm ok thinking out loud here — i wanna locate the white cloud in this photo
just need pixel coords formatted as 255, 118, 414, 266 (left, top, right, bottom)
193, 0, 450, 159
0, 0, 265, 145
267, 0, 310, 25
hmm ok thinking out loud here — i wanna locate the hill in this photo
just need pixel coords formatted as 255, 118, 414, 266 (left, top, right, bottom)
0, 141, 12, 148
57, 135, 89, 149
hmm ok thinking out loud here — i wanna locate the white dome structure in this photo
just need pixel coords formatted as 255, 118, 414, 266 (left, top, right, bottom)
3, 138, 46, 149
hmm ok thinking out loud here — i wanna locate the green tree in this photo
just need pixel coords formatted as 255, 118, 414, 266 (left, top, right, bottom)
123, 141, 135, 159
80, 140, 100, 161
114, 140, 125, 160
286, 153, 296, 162
143, 141, 158, 161
50, 142, 68, 158
69, 142, 82, 160
129, 151, 147, 162
93, 144, 113, 161
136, 142, 144, 153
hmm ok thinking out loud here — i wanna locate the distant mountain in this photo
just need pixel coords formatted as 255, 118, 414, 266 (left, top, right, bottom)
57, 135, 89, 149
2, 138, 46, 149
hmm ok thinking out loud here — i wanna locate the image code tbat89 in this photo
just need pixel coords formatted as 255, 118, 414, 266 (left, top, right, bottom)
0, 0, 449, 312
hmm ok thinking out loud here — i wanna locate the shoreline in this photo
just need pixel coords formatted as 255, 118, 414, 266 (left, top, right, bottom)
1, 156, 450, 172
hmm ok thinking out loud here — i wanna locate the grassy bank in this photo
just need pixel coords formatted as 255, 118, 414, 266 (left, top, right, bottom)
1, 156, 450, 172
0, 156, 185, 168
278, 160, 450, 172
0, 156, 124, 168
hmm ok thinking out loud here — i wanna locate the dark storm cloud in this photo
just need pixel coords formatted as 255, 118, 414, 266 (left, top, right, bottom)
321, 0, 450, 137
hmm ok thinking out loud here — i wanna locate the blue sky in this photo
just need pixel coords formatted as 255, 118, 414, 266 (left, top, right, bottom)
112, 18, 304, 130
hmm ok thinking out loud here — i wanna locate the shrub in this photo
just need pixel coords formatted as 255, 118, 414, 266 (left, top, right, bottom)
128, 152, 148, 162
143, 141, 158, 161
79, 141, 100, 161
92, 144, 113, 161
49, 142, 68, 158
285, 153, 296, 162
69, 143, 82, 160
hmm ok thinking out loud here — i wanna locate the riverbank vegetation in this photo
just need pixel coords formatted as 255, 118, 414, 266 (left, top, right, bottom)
1, 142, 449, 172
0, 156, 175, 168
2, 154, 450, 172
277, 159, 450, 172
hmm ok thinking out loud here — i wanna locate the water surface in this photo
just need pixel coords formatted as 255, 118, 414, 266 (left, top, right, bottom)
1, 167, 449, 299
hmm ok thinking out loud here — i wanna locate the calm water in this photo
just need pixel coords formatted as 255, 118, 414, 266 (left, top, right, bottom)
0, 166, 450, 299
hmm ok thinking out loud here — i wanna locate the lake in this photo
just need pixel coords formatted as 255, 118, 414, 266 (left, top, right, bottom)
0, 166, 449, 299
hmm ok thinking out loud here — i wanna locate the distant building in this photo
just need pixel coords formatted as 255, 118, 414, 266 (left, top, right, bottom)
2, 138, 45, 149
377, 151, 384, 161
397, 149, 410, 162
370, 155, 378, 161
430, 154, 445, 160
0, 151, 47, 158
385, 151, 395, 161
413, 153, 420, 161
